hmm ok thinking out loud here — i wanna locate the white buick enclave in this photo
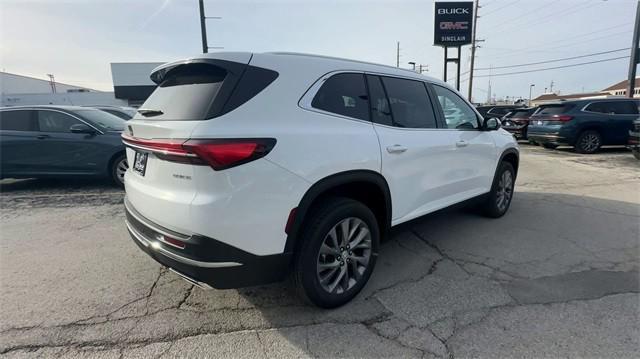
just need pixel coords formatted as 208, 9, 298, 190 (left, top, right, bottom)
123, 52, 518, 308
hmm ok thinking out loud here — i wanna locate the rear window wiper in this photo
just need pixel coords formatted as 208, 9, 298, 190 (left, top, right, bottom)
137, 108, 164, 117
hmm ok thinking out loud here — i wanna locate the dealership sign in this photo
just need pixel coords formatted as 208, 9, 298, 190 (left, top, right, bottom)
434, 1, 474, 47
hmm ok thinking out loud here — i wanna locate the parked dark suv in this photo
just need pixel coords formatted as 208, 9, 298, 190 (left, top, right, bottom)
501, 107, 537, 140
0, 106, 128, 186
527, 98, 640, 153
476, 105, 523, 120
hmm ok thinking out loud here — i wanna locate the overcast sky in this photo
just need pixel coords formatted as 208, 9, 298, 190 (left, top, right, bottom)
0, 0, 637, 102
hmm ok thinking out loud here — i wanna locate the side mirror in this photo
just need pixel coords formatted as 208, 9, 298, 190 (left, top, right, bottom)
70, 123, 96, 134
483, 117, 501, 131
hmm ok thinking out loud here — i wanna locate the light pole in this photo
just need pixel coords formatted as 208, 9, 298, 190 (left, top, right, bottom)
408, 62, 416, 71
529, 84, 535, 106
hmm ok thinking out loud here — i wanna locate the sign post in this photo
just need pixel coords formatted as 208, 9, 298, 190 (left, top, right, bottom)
434, 1, 474, 91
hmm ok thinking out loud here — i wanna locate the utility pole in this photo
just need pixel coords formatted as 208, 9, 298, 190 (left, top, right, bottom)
199, 0, 208, 53
549, 80, 554, 93
529, 84, 535, 106
47, 74, 56, 94
396, 42, 400, 67
627, 0, 640, 98
467, 0, 480, 101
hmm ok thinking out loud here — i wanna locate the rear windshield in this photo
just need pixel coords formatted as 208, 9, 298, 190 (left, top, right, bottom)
75, 109, 126, 131
535, 104, 574, 116
507, 110, 532, 118
139, 63, 227, 121
137, 61, 278, 121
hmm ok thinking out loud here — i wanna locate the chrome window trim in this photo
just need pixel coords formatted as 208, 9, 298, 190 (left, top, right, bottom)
581, 100, 639, 116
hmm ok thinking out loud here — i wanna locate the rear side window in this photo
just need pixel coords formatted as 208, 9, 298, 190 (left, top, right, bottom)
488, 107, 512, 116
584, 101, 639, 115
311, 73, 369, 121
37, 110, 80, 132
0, 110, 36, 131
381, 77, 437, 128
366, 75, 393, 126
507, 110, 531, 118
536, 104, 574, 115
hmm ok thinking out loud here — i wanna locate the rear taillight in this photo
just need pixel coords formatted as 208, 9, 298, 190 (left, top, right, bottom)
183, 139, 276, 170
556, 115, 573, 122
122, 134, 276, 170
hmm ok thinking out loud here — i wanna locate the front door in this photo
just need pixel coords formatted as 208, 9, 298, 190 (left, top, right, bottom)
35, 110, 105, 174
367, 74, 458, 223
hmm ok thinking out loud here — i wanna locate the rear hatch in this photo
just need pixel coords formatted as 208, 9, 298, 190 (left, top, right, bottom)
529, 104, 575, 130
123, 52, 278, 230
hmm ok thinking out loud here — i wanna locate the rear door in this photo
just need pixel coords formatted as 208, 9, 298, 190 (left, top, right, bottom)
0, 109, 40, 176
584, 101, 639, 144
368, 75, 460, 223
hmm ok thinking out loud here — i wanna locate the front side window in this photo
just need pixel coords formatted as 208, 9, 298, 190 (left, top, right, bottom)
311, 73, 369, 121
432, 85, 479, 129
380, 77, 437, 128
0, 110, 36, 131
37, 110, 81, 133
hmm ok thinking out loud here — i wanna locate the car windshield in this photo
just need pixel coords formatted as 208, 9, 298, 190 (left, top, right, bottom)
75, 109, 126, 131
507, 110, 531, 118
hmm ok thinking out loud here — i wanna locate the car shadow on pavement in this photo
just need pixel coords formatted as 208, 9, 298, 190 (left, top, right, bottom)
172, 191, 639, 357
0, 177, 120, 193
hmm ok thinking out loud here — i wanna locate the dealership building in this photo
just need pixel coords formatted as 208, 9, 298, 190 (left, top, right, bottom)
1, 62, 163, 108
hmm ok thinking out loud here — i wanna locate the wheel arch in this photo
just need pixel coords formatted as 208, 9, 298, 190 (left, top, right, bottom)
107, 150, 126, 176
498, 147, 519, 178
283, 170, 392, 254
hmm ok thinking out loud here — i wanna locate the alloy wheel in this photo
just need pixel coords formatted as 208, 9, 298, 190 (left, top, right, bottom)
316, 217, 372, 294
116, 158, 129, 185
579, 133, 600, 153
496, 170, 513, 212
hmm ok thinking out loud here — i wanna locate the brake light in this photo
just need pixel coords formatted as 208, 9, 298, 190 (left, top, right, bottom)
556, 115, 573, 122
121, 134, 276, 170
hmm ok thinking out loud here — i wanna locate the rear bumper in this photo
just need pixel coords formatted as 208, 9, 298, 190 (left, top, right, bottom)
125, 198, 292, 289
527, 133, 569, 145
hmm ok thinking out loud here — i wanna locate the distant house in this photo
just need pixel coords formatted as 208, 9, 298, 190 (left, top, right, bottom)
601, 78, 640, 97
530, 77, 640, 106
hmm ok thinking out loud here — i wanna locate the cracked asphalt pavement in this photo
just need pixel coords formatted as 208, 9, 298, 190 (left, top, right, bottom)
1, 145, 639, 358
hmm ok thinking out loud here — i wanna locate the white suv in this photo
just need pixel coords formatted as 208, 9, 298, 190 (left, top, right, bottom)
123, 52, 518, 308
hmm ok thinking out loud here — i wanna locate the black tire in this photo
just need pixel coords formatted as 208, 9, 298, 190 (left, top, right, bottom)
575, 130, 602, 154
481, 162, 515, 218
110, 154, 128, 188
633, 149, 640, 160
542, 143, 558, 149
293, 197, 379, 308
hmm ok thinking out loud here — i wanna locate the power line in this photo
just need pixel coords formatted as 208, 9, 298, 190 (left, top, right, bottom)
474, 56, 629, 78
481, 0, 522, 17
474, 48, 630, 70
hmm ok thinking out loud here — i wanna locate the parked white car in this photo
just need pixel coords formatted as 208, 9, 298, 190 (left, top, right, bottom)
123, 52, 519, 308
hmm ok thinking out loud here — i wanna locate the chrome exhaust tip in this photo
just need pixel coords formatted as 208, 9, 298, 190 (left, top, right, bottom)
168, 268, 213, 290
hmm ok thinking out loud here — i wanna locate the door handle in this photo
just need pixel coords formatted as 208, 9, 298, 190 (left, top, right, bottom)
36, 135, 50, 140
455, 140, 468, 148
386, 145, 407, 153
